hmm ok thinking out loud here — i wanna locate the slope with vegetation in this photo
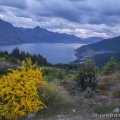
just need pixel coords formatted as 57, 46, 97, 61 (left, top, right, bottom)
74, 36, 120, 68
75, 36, 120, 52
0, 56, 76, 120
0, 48, 120, 120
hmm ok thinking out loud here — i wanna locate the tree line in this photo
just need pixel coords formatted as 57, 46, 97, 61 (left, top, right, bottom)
0, 47, 80, 70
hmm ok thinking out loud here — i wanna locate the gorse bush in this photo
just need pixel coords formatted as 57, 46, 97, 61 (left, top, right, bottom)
65, 74, 75, 79
0, 58, 47, 120
75, 59, 97, 91
101, 57, 119, 74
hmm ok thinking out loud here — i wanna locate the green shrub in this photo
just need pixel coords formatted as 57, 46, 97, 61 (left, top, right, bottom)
101, 57, 119, 74
0, 67, 8, 77
3, 55, 18, 63
9, 57, 17, 63
56, 70, 65, 80
42, 68, 67, 81
93, 106, 113, 114
75, 59, 97, 91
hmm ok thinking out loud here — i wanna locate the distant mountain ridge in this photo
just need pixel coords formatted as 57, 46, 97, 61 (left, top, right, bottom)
0, 19, 104, 45
74, 36, 120, 68
75, 36, 120, 53
82, 37, 104, 44
0, 19, 35, 45
19, 27, 104, 44
18, 26, 84, 43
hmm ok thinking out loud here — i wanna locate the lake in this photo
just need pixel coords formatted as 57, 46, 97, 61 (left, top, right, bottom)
0, 43, 84, 64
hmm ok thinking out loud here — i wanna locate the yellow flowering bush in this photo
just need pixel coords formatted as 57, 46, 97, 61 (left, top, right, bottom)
0, 58, 47, 120
1, 57, 6, 61
65, 74, 75, 79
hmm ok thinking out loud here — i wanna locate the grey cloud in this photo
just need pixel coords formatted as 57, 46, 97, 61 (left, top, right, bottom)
11, 8, 30, 18
97, 0, 120, 16
32, 0, 120, 26
68, 0, 87, 2
53, 9, 81, 23
88, 14, 120, 26
0, 6, 6, 13
0, 0, 27, 9
32, 0, 82, 23
1, 0, 120, 38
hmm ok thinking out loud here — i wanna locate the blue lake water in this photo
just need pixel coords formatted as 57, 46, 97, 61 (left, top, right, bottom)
0, 43, 84, 64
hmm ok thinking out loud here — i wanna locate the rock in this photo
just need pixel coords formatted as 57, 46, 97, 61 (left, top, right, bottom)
0, 59, 19, 74
91, 113, 99, 118
84, 99, 87, 102
72, 109, 76, 112
98, 102, 102, 106
56, 115, 66, 118
27, 113, 36, 119
114, 107, 120, 113
84, 86, 95, 99
57, 118, 66, 120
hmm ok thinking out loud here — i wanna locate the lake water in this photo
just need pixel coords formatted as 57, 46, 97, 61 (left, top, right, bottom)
0, 43, 84, 64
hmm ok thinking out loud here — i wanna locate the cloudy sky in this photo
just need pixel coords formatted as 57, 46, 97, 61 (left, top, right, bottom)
0, 0, 120, 38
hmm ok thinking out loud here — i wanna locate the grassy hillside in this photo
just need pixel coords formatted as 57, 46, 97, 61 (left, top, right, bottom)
0, 57, 120, 120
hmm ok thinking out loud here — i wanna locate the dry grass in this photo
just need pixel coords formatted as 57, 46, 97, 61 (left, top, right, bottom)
96, 70, 120, 94
111, 71, 120, 83
42, 70, 120, 120
20, 70, 120, 120
96, 77, 115, 94
59, 79, 77, 95
48, 81, 74, 103
112, 89, 120, 98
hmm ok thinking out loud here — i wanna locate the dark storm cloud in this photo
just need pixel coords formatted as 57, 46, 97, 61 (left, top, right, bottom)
0, 7, 6, 13
0, 0, 27, 9
88, 14, 120, 26
32, 0, 120, 26
68, 0, 87, 2
1, 0, 120, 38
52, 8, 81, 23
97, 0, 120, 16
31, 0, 84, 23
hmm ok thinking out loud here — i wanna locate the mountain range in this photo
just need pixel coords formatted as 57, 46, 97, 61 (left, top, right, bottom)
18, 26, 84, 43
74, 36, 120, 68
0, 19, 103, 45
0, 19, 120, 68
0, 19, 35, 45
75, 36, 120, 52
